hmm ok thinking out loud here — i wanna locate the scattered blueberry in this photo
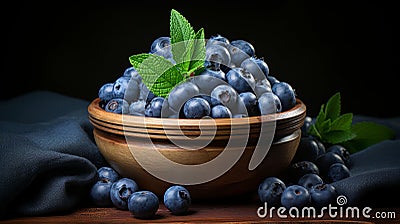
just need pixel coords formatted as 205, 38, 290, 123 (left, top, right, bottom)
287, 161, 320, 183
327, 145, 350, 165
309, 183, 338, 208
280, 185, 311, 209
90, 180, 113, 207
97, 166, 120, 183
292, 137, 320, 163
301, 116, 313, 137
128, 191, 159, 219
327, 163, 351, 183
258, 177, 286, 206
110, 178, 139, 210
164, 185, 191, 215
298, 173, 324, 191
315, 152, 345, 176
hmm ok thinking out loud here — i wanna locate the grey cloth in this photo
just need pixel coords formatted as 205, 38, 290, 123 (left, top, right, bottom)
0, 91, 107, 219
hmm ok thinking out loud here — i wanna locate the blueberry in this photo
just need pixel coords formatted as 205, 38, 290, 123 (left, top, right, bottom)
183, 97, 211, 119
327, 163, 351, 183
150, 36, 173, 60
258, 177, 286, 206
194, 94, 222, 108
287, 161, 319, 183
139, 82, 156, 104
226, 67, 256, 94
327, 145, 350, 165
309, 183, 337, 208
145, 96, 165, 118
97, 166, 120, 183
211, 105, 232, 118
292, 137, 320, 163
113, 76, 140, 103
90, 180, 113, 207
122, 66, 142, 84
229, 40, 254, 66
239, 92, 260, 116
206, 34, 230, 48
301, 116, 313, 137
210, 84, 238, 110
129, 99, 146, 116
105, 98, 129, 114
280, 185, 311, 209
257, 92, 282, 115
164, 185, 191, 215
272, 82, 296, 111
110, 178, 139, 210
315, 152, 345, 177
298, 173, 324, 191
191, 69, 227, 95
98, 83, 115, 102
167, 81, 200, 113
314, 138, 326, 156
267, 75, 280, 86
205, 44, 231, 70
128, 191, 159, 219
254, 80, 272, 99
240, 57, 269, 81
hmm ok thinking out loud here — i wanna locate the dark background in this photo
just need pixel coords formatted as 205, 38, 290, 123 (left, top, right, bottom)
1, 1, 398, 118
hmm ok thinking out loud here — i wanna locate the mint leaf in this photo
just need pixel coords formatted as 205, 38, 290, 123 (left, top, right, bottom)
330, 113, 353, 131
308, 124, 322, 139
325, 92, 341, 121
314, 105, 326, 131
170, 9, 195, 72
128, 9, 206, 98
342, 121, 395, 153
308, 91, 395, 153
188, 28, 206, 73
129, 53, 184, 98
323, 130, 356, 144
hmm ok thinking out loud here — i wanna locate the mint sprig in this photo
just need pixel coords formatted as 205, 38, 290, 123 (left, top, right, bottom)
308, 92, 395, 153
128, 9, 205, 98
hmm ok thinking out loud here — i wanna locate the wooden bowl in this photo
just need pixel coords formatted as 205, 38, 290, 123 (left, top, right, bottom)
88, 98, 306, 200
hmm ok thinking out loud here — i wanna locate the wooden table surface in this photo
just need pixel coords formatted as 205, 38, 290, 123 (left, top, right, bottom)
1, 200, 399, 223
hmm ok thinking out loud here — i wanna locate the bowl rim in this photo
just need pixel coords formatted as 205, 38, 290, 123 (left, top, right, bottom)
88, 98, 306, 128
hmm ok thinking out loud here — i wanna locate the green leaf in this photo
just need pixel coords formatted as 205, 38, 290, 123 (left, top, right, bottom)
129, 53, 184, 98
315, 104, 326, 131
342, 121, 396, 153
308, 124, 322, 139
188, 28, 206, 73
320, 119, 332, 134
322, 130, 356, 144
330, 113, 353, 131
170, 9, 195, 72
325, 92, 341, 121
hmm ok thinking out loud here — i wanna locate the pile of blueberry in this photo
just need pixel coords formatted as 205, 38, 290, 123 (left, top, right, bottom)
90, 167, 191, 219
258, 116, 351, 209
98, 34, 297, 118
